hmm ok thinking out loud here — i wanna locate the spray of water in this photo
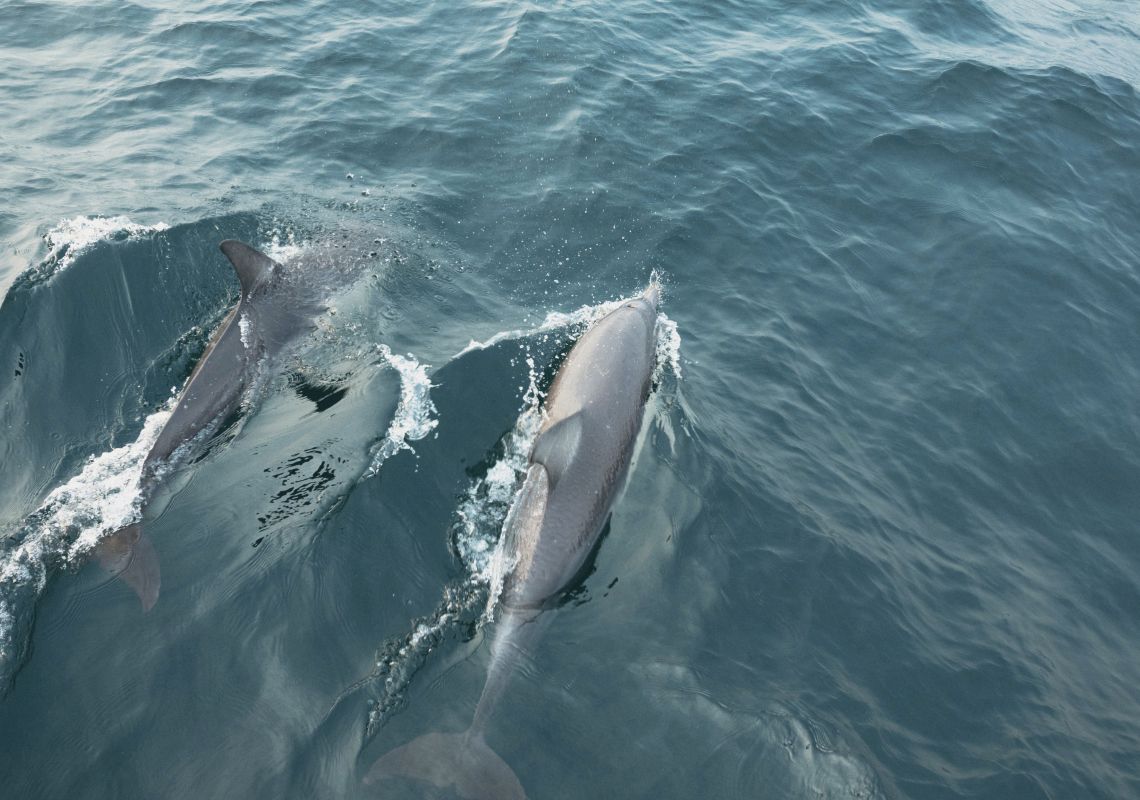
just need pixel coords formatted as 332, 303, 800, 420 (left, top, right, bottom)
366, 346, 440, 476
41, 215, 170, 275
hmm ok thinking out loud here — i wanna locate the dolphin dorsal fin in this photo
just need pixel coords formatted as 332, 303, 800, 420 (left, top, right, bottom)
219, 240, 279, 298
530, 412, 583, 487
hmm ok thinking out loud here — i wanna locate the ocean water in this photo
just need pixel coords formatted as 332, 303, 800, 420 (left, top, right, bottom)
2, 1, 1139, 798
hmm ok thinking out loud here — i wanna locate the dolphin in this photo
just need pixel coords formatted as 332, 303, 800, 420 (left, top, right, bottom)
366, 282, 662, 799
97, 240, 314, 610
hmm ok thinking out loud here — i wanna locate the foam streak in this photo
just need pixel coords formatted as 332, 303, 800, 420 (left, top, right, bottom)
42, 215, 170, 274
366, 346, 439, 475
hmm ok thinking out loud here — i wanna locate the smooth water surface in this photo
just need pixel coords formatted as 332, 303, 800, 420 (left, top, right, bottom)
2, 1, 1139, 798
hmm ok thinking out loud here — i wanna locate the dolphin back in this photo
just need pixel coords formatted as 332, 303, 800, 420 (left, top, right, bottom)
365, 730, 526, 800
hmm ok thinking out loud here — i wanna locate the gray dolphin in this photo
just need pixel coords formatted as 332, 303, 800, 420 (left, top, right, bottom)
97, 240, 312, 611
366, 282, 662, 800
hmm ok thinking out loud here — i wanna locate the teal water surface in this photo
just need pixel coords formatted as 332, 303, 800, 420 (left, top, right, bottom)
2, 1, 1140, 798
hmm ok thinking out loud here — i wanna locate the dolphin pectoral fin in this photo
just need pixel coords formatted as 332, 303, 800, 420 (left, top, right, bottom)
530, 412, 584, 487
364, 731, 526, 800
219, 240, 280, 297
96, 524, 161, 612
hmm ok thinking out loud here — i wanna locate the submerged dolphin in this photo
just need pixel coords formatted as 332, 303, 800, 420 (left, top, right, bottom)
367, 283, 662, 799
97, 240, 312, 610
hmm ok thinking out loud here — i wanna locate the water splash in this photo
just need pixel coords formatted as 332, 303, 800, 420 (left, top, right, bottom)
366, 345, 439, 475
238, 312, 252, 349
42, 215, 170, 274
655, 313, 683, 382
261, 226, 307, 264
0, 402, 174, 667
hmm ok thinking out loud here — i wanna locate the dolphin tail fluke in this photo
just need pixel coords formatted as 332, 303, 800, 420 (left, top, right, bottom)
364, 730, 526, 800
96, 524, 161, 612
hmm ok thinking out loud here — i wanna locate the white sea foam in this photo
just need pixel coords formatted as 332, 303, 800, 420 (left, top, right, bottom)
655, 313, 683, 381
261, 227, 306, 264
366, 345, 439, 475
0, 403, 174, 663
43, 215, 170, 273
238, 313, 252, 349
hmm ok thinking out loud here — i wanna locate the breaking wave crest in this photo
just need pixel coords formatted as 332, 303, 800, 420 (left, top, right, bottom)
366, 346, 439, 476
40, 215, 170, 276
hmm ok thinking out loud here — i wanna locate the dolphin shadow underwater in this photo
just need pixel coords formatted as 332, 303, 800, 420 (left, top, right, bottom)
96, 240, 320, 611
365, 282, 663, 800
